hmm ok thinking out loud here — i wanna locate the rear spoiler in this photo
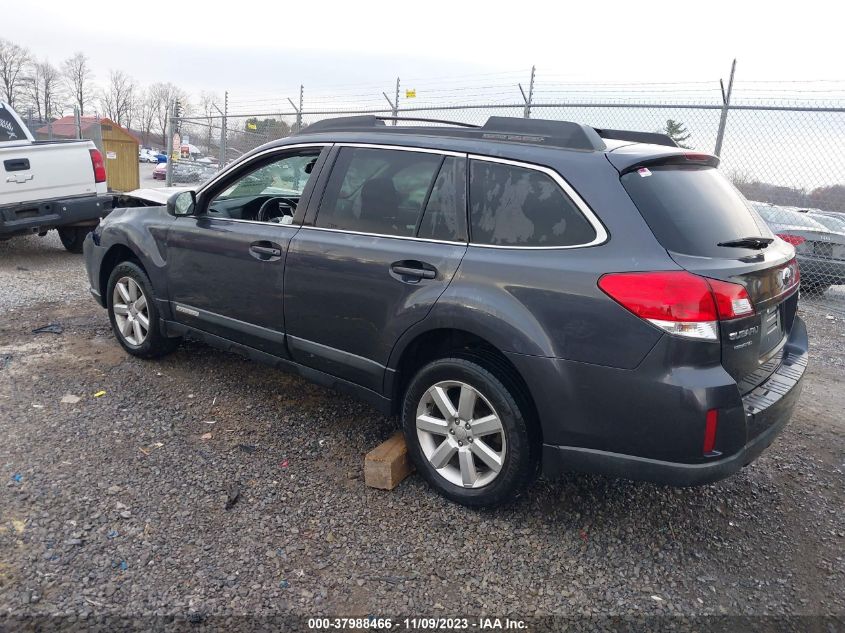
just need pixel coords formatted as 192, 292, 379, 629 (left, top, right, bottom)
594, 128, 679, 148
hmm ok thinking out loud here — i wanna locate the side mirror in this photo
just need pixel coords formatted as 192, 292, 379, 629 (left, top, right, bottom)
167, 190, 196, 217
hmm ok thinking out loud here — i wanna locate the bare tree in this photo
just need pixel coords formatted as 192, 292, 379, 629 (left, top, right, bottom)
0, 39, 32, 109
99, 70, 136, 127
62, 52, 93, 115
199, 91, 220, 155
149, 82, 190, 146
136, 88, 158, 147
24, 59, 63, 121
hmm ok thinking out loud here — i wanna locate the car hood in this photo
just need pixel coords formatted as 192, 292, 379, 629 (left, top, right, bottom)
122, 186, 191, 205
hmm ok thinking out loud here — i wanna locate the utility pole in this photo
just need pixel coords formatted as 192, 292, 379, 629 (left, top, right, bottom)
519, 65, 536, 119
166, 98, 180, 186
714, 59, 737, 157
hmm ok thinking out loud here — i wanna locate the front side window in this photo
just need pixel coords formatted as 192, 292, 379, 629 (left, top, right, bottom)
206, 150, 320, 223
317, 147, 443, 237
469, 160, 597, 247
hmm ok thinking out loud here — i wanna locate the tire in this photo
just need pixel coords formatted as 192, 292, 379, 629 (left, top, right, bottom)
401, 357, 539, 507
107, 261, 179, 359
57, 226, 91, 253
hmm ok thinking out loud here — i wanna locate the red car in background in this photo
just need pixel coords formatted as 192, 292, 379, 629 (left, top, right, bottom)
152, 162, 167, 180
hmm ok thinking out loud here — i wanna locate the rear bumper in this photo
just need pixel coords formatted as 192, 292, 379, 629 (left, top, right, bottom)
0, 194, 112, 238
527, 317, 808, 486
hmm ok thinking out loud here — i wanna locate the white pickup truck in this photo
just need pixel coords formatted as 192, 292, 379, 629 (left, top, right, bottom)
1, 102, 112, 252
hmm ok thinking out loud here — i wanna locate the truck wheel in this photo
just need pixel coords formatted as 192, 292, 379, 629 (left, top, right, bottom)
402, 357, 539, 507
57, 226, 90, 253
107, 261, 179, 359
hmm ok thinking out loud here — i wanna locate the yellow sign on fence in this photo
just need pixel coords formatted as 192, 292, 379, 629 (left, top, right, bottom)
405, 89, 416, 99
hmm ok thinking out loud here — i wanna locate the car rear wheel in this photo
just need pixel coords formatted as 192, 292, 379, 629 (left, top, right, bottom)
57, 226, 91, 253
107, 261, 179, 358
402, 357, 538, 507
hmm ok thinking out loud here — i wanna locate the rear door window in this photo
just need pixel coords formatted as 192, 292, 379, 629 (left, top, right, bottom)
317, 147, 442, 237
621, 165, 773, 256
469, 160, 597, 247
417, 156, 466, 242
0, 105, 27, 142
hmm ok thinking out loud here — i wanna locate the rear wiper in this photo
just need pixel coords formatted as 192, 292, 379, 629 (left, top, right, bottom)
717, 236, 775, 249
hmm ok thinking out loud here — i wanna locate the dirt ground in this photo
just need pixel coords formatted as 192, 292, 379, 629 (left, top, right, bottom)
0, 236, 843, 625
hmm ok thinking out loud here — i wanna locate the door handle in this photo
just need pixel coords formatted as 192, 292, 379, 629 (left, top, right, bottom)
4, 158, 30, 172
390, 262, 437, 280
249, 242, 282, 259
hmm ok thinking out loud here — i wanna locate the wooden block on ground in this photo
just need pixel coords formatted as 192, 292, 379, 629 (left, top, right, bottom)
365, 431, 414, 490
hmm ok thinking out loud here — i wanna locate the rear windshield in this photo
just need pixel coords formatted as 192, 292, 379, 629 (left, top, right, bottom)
621, 165, 771, 257
0, 105, 27, 142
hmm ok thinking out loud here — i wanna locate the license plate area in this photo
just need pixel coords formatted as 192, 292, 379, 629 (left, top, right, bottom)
813, 241, 833, 258
759, 304, 783, 356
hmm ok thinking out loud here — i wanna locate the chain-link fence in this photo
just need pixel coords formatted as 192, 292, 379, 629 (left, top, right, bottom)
170, 97, 845, 315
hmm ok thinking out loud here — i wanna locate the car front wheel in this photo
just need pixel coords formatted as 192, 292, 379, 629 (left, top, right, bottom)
107, 261, 179, 358
402, 357, 539, 507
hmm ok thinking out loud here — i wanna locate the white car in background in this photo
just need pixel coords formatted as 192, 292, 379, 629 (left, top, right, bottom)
138, 149, 160, 163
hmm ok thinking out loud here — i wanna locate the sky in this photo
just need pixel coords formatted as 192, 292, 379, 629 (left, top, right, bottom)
4, 0, 843, 104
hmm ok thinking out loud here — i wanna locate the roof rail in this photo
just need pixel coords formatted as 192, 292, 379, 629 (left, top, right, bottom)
297, 116, 685, 152
297, 115, 479, 134
594, 128, 678, 148
480, 117, 605, 151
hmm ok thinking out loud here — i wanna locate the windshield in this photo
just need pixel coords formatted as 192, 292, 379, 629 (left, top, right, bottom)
621, 165, 771, 257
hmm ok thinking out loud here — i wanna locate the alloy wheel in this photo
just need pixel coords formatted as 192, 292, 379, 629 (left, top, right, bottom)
415, 380, 507, 488
112, 276, 150, 346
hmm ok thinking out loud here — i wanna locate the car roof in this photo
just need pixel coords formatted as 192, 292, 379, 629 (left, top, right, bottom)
255, 115, 694, 173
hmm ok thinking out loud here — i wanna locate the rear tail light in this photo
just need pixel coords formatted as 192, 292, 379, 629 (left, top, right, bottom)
776, 233, 805, 247
787, 257, 800, 288
683, 152, 714, 162
598, 271, 755, 341
703, 409, 718, 454
90, 149, 107, 183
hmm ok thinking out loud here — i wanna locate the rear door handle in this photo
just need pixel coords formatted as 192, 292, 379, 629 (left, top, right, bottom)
390, 262, 437, 280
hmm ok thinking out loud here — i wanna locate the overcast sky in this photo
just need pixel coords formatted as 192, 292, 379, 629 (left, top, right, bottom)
5, 0, 842, 99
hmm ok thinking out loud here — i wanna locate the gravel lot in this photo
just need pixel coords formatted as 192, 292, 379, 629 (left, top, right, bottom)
1, 233, 843, 623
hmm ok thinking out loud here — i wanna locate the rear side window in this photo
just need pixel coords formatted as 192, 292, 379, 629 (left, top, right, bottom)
0, 105, 27, 142
417, 157, 466, 242
621, 165, 772, 257
469, 160, 596, 247
317, 147, 442, 237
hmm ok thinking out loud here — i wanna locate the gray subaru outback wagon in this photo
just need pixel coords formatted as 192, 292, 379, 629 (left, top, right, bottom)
83, 116, 807, 507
